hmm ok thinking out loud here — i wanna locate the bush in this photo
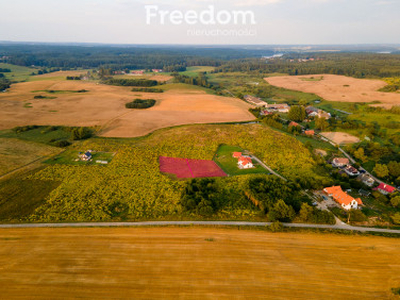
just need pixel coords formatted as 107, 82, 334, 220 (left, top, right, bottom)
53, 140, 71, 147
269, 221, 284, 232
71, 127, 93, 140
125, 99, 156, 109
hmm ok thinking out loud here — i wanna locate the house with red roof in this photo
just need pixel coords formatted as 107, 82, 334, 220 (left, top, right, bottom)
374, 183, 396, 195
323, 186, 363, 210
289, 121, 300, 127
305, 130, 315, 136
232, 152, 242, 159
238, 156, 254, 169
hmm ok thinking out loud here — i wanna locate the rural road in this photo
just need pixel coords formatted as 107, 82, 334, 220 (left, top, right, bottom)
1, 221, 400, 234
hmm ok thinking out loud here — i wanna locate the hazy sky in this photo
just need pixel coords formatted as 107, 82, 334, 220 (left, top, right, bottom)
0, 0, 399, 45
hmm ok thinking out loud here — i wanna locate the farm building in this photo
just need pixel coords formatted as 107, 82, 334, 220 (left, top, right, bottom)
81, 151, 92, 161
152, 69, 163, 73
264, 103, 290, 113
323, 186, 363, 210
332, 157, 349, 168
238, 157, 254, 169
374, 183, 396, 195
289, 121, 300, 127
131, 70, 144, 75
305, 106, 331, 119
243, 95, 267, 107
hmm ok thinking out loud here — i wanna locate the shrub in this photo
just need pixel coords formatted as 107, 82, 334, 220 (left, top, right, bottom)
53, 140, 71, 147
125, 99, 156, 109
269, 221, 284, 232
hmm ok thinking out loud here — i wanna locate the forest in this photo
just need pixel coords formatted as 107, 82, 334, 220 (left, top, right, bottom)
214, 53, 400, 78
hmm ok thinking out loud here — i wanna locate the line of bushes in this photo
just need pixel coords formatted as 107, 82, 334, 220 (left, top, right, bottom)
104, 78, 159, 87
131, 87, 163, 93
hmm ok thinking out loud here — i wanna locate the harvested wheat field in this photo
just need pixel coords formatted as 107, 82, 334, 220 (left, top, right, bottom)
265, 74, 400, 108
0, 227, 399, 299
0, 80, 253, 138
321, 132, 361, 145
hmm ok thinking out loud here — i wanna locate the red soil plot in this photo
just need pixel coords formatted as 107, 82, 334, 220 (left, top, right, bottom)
159, 156, 227, 179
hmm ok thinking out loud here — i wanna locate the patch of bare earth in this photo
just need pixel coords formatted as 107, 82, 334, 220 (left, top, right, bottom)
265, 74, 400, 108
321, 132, 361, 145
0, 80, 254, 138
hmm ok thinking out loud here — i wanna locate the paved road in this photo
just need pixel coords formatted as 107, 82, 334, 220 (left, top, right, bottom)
1, 221, 399, 234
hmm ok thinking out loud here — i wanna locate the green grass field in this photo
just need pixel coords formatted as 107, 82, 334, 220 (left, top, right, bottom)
159, 82, 216, 94
0, 169, 61, 222
179, 66, 215, 77
0, 127, 72, 145
44, 150, 114, 166
0, 63, 36, 82
0, 138, 61, 176
214, 144, 269, 176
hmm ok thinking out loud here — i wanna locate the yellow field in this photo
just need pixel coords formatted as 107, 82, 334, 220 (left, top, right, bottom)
0, 227, 399, 299
0, 79, 254, 138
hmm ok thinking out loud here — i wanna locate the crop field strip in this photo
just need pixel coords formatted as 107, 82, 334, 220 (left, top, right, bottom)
0, 227, 399, 299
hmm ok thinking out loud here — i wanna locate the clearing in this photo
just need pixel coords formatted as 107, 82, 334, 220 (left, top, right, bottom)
320, 132, 361, 145
0, 227, 399, 299
0, 79, 254, 138
265, 74, 400, 108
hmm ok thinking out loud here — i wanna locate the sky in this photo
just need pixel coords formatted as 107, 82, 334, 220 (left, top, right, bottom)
0, 0, 399, 45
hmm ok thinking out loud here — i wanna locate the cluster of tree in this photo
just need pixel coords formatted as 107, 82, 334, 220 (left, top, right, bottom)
172, 72, 211, 88
243, 176, 303, 220
125, 99, 156, 109
298, 203, 336, 224
180, 178, 221, 216
103, 78, 158, 87
66, 76, 81, 80
63, 127, 93, 140
0, 77, 10, 91
214, 53, 400, 78
288, 105, 306, 122
0, 68, 11, 72
131, 87, 163, 93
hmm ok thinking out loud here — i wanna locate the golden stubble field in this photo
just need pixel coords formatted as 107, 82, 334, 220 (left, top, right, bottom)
0, 79, 253, 138
0, 227, 399, 299
265, 74, 400, 108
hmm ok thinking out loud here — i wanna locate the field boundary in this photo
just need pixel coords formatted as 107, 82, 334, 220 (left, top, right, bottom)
1, 221, 400, 235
